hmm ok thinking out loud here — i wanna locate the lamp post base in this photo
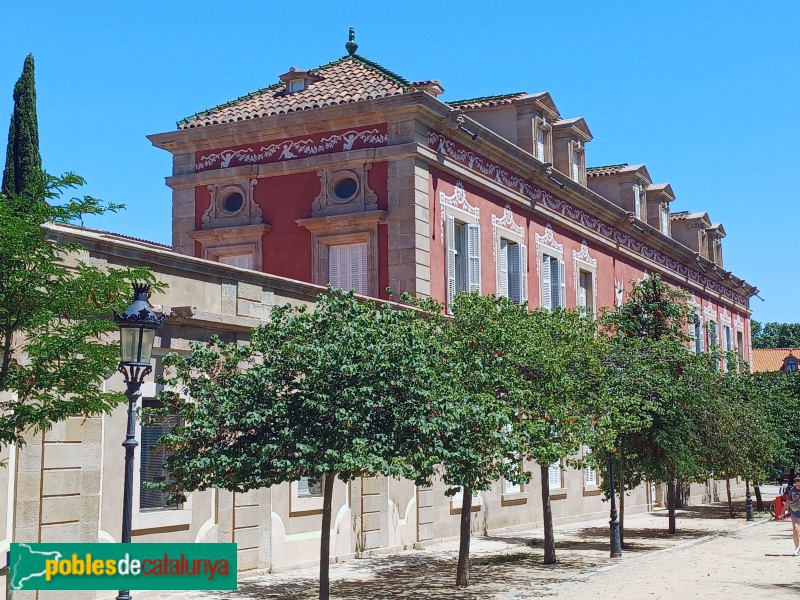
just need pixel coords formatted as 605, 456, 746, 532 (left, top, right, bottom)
116, 591, 132, 600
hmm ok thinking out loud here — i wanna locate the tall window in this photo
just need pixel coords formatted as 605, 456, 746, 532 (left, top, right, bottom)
548, 461, 562, 490
140, 399, 179, 512
633, 186, 643, 219
329, 242, 368, 295
499, 239, 526, 305
578, 270, 594, 315
446, 216, 481, 310
571, 147, 582, 183
536, 127, 546, 161
661, 204, 670, 235
583, 446, 597, 488
736, 331, 744, 359
693, 317, 704, 354
541, 254, 565, 310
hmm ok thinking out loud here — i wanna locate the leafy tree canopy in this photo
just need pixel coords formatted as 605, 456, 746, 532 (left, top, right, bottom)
751, 321, 800, 349
0, 173, 163, 448
3, 54, 41, 198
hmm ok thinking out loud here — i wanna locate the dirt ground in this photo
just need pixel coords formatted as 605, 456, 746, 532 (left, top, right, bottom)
153, 503, 788, 599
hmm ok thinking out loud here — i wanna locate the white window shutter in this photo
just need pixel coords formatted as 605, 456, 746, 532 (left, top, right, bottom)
633, 186, 641, 218
541, 254, 551, 311
351, 242, 368, 295
508, 242, 520, 304
498, 239, 509, 298
467, 223, 481, 293
329, 245, 342, 289
520, 243, 528, 304
661, 205, 669, 234
447, 215, 456, 310
559, 258, 566, 308
548, 462, 561, 489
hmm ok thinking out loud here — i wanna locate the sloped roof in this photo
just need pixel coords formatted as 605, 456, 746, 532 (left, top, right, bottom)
178, 54, 412, 129
587, 164, 629, 177
447, 92, 528, 110
751, 348, 800, 372
671, 211, 709, 222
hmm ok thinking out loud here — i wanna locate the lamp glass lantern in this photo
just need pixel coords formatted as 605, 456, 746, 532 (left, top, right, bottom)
114, 284, 164, 371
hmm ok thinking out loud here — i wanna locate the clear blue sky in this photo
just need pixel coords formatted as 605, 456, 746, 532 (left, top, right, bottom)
1, 1, 797, 323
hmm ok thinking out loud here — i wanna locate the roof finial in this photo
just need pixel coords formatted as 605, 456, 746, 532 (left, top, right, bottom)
346, 27, 358, 56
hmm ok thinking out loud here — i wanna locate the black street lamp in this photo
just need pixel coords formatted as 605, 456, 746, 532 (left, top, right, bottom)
608, 451, 623, 558
745, 480, 754, 521
113, 283, 163, 600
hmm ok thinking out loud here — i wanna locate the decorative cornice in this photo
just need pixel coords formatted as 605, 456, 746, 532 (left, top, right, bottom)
427, 129, 748, 307
296, 210, 388, 232
195, 125, 388, 172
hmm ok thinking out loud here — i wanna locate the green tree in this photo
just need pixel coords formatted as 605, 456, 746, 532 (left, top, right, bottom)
2, 54, 41, 198
152, 288, 441, 600
423, 292, 532, 586
598, 274, 713, 535
519, 307, 612, 564
751, 321, 800, 349
700, 366, 779, 516
0, 173, 162, 448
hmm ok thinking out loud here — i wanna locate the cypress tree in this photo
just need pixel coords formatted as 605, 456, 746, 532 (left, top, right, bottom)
2, 54, 42, 198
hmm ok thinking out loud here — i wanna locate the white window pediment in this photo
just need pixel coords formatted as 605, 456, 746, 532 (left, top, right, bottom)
535, 223, 563, 255
440, 181, 480, 242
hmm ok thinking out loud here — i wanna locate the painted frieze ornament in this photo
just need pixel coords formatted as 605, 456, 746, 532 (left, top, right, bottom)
572, 240, 597, 268
491, 204, 525, 261
427, 128, 749, 307
195, 127, 388, 172
439, 181, 480, 242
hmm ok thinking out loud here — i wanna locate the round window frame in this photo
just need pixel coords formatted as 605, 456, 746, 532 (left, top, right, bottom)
328, 171, 360, 204
217, 186, 246, 217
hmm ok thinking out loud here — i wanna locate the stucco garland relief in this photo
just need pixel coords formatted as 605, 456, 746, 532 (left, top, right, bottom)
439, 181, 480, 242
491, 204, 525, 262
720, 308, 732, 325
703, 303, 717, 321
572, 240, 597, 268
614, 280, 624, 306
535, 223, 563, 278
427, 129, 748, 307
196, 128, 388, 172
573, 240, 598, 314
734, 313, 744, 329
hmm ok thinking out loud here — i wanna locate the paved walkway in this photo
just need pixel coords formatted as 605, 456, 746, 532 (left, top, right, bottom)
152, 502, 789, 599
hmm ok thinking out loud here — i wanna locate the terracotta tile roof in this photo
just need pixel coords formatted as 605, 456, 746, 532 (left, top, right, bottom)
670, 211, 708, 221
587, 164, 629, 177
178, 55, 412, 129
751, 348, 800, 372
447, 92, 528, 110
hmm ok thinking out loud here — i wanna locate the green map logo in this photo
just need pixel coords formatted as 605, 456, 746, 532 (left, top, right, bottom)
10, 543, 237, 591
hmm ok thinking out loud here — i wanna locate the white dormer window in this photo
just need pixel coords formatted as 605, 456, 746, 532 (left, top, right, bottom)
661, 204, 670, 235
288, 79, 305, 93
571, 142, 583, 183
633, 185, 642, 219
535, 117, 550, 162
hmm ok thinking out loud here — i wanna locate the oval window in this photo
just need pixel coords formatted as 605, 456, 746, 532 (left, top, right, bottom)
221, 192, 244, 214
332, 177, 358, 202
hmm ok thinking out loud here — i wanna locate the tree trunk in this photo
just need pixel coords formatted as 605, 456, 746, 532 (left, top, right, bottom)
667, 481, 677, 534
619, 452, 626, 548
319, 472, 335, 600
725, 478, 733, 518
540, 464, 556, 564
754, 485, 764, 511
455, 489, 473, 587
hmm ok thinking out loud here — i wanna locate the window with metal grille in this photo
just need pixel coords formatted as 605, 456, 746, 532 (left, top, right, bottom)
140, 399, 180, 512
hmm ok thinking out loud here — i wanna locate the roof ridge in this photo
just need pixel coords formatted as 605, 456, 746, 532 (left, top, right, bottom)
178, 54, 411, 128
447, 91, 527, 106
587, 163, 629, 171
